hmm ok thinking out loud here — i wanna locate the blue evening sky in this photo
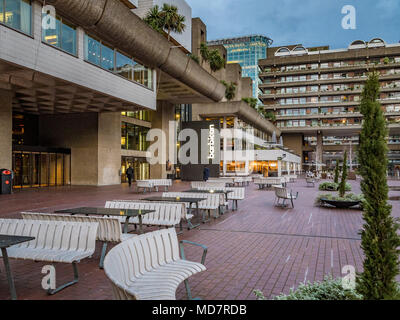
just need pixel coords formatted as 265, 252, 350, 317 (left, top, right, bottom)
186, 0, 400, 49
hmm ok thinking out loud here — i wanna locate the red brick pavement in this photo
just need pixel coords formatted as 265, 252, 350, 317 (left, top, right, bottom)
0, 178, 399, 300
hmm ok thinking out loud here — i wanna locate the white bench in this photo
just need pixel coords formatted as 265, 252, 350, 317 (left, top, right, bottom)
21, 212, 135, 269
163, 192, 224, 222
103, 228, 207, 300
254, 178, 284, 189
0, 219, 98, 294
208, 178, 235, 186
273, 186, 299, 208
191, 181, 226, 189
105, 200, 190, 231
306, 177, 316, 187
136, 180, 153, 193
193, 186, 245, 211
149, 179, 173, 192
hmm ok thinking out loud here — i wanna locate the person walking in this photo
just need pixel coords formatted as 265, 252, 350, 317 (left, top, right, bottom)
203, 166, 210, 182
126, 165, 134, 187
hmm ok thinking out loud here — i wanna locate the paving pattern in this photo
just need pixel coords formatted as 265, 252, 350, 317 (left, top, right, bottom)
0, 178, 399, 300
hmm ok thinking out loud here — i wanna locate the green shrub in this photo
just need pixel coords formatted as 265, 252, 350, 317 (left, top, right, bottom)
315, 193, 364, 207
319, 182, 351, 192
254, 276, 363, 300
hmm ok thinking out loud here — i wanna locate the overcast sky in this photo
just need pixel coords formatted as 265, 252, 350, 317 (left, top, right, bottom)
186, 0, 400, 49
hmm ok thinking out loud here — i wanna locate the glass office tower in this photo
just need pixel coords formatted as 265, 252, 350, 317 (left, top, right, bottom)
208, 35, 273, 101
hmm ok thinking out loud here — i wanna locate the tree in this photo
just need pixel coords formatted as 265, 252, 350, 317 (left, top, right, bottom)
144, 4, 186, 42
208, 49, 226, 73
143, 5, 163, 34
338, 151, 347, 197
159, 3, 186, 41
356, 72, 400, 299
242, 97, 258, 110
334, 160, 340, 184
221, 80, 236, 101
200, 43, 210, 66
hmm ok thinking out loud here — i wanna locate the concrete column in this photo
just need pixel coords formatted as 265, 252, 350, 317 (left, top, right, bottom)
316, 132, 323, 172
278, 160, 282, 177
223, 117, 227, 176
98, 112, 122, 186
0, 90, 12, 170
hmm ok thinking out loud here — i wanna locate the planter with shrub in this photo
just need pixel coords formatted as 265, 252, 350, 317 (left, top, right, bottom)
254, 276, 363, 300
315, 193, 364, 209
319, 182, 351, 192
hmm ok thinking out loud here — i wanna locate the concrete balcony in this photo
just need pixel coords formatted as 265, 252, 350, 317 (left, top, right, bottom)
259, 73, 400, 89
261, 98, 400, 110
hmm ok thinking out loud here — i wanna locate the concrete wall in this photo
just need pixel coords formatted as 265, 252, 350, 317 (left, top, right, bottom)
134, 0, 192, 52
282, 134, 304, 160
39, 112, 122, 186
0, 90, 12, 169
150, 100, 175, 179
98, 112, 122, 185
39, 113, 99, 185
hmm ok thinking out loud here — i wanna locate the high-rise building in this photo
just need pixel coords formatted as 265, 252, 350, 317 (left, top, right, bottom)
208, 35, 273, 100
258, 39, 400, 175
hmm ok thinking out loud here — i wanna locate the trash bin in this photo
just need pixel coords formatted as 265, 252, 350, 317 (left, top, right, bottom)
0, 169, 13, 195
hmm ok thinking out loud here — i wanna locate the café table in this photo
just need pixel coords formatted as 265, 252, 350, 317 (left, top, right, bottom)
54, 207, 154, 234
0, 234, 35, 300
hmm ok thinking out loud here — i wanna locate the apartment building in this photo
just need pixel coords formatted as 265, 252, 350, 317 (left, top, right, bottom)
258, 39, 400, 174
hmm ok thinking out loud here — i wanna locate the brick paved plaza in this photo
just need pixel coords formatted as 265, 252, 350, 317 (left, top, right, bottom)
0, 178, 399, 300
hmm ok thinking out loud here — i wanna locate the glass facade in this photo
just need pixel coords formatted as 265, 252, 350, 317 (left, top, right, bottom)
208, 35, 272, 100
12, 150, 71, 188
121, 122, 150, 151
84, 34, 153, 89
121, 157, 150, 183
42, 14, 77, 55
121, 110, 153, 122
0, 0, 31, 35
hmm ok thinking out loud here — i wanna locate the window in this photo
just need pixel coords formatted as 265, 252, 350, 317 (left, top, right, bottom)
116, 51, 133, 80
84, 33, 153, 89
42, 14, 76, 55
101, 43, 114, 72
1, 0, 31, 34
121, 122, 150, 151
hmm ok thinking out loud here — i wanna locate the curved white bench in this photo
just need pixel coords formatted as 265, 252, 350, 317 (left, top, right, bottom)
105, 201, 189, 230
0, 218, 98, 294
21, 212, 135, 269
273, 186, 299, 208
104, 228, 207, 300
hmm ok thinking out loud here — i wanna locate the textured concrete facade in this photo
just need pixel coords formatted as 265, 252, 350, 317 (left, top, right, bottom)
39, 113, 122, 186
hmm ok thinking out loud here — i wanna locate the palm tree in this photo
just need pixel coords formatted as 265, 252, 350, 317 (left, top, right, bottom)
143, 5, 163, 34
159, 3, 186, 42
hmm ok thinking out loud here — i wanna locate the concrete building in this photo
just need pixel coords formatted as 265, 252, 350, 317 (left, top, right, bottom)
208, 35, 273, 101
1, 0, 225, 188
179, 20, 301, 179
259, 39, 400, 175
